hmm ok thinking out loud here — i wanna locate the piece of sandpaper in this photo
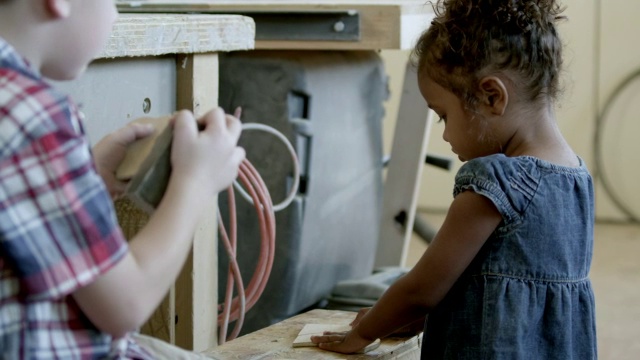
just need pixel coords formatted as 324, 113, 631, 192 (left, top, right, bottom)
292, 324, 381, 353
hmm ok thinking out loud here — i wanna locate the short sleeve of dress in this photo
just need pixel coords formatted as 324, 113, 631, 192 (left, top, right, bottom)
453, 155, 536, 228
0, 76, 128, 301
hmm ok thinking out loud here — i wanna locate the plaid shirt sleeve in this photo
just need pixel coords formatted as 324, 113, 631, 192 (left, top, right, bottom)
0, 67, 128, 301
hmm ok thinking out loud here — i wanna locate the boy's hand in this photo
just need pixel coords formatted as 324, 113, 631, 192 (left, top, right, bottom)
169, 108, 245, 197
93, 122, 155, 199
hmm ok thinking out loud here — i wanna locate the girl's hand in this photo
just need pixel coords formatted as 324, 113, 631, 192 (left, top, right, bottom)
93, 122, 155, 199
350, 307, 370, 328
310, 329, 375, 354
169, 108, 245, 197
351, 307, 424, 337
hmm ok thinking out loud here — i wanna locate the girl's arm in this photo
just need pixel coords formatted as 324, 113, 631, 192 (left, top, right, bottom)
313, 190, 502, 353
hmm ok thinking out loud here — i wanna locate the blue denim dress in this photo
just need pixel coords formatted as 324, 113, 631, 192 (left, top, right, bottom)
421, 154, 597, 359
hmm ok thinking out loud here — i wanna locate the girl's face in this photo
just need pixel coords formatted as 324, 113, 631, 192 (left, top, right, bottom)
418, 75, 498, 162
42, 0, 118, 80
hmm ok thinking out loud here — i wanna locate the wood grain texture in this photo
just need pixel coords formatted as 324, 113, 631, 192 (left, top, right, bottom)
97, 14, 255, 59
204, 309, 422, 359
116, 2, 434, 50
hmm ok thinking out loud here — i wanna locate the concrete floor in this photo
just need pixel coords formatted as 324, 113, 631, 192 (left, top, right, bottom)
407, 212, 640, 360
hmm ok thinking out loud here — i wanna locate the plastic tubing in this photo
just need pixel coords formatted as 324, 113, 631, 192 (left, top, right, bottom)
217, 122, 299, 343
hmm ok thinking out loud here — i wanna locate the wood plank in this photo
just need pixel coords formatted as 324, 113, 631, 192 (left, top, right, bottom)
173, 53, 221, 352
116, 3, 433, 50
97, 14, 255, 59
204, 309, 422, 359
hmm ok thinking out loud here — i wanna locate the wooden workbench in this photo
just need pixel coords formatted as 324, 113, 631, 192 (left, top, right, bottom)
203, 309, 422, 359
117, 1, 431, 51
117, 0, 435, 285
58, 13, 255, 352
71, 2, 434, 355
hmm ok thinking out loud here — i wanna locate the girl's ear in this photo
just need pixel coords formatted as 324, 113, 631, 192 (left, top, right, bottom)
45, 0, 70, 19
478, 76, 508, 116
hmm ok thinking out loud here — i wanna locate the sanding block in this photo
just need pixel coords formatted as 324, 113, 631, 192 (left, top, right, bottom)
116, 116, 173, 213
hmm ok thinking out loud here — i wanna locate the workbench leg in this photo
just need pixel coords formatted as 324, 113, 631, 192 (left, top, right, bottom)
173, 53, 220, 352
375, 61, 433, 268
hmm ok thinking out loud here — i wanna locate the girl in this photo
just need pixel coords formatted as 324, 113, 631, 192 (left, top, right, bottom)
312, 0, 597, 358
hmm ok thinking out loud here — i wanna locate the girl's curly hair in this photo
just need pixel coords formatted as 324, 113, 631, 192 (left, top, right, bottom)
414, 0, 566, 110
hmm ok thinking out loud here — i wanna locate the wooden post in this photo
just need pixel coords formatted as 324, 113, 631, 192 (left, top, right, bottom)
375, 62, 433, 268
174, 53, 221, 352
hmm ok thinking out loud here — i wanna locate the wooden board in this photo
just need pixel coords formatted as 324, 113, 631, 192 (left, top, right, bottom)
116, 2, 433, 50
173, 53, 221, 352
203, 309, 422, 359
97, 14, 255, 59
116, 116, 172, 180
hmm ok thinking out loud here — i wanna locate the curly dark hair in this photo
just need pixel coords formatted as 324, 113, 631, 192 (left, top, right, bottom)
414, 0, 567, 111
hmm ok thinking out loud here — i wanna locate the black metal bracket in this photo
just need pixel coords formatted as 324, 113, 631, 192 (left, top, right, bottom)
241, 10, 360, 42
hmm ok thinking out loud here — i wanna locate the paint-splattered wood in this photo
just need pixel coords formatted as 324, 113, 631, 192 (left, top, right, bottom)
203, 309, 422, 359
97, 14, 255, 59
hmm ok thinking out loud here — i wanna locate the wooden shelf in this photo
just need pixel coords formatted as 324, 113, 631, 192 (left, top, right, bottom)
98, 14, 255, 59
116, 1, 433, 50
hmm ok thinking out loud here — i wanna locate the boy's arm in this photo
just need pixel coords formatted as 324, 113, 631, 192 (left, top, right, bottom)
72, 176, 208, 337
73, 109, 244, 338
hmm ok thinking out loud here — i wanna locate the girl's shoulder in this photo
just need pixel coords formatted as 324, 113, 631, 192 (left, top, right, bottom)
453, 154, 592, 227
457, 154, 590, 181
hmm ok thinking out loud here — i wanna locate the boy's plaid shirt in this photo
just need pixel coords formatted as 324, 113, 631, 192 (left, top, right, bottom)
0, 37, 152, 359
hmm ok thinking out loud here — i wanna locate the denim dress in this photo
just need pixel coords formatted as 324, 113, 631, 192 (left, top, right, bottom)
421, 154, 597, 359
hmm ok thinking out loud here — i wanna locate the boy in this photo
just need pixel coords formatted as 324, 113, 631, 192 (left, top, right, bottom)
0, 0, 245, 358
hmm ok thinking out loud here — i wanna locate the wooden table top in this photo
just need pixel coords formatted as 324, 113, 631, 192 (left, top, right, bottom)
116, 1, 434, 50
97, 14, 255, 59
204, 309, 422, 359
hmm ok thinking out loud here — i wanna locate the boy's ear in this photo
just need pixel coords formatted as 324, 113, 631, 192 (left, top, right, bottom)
45, 0, 70, 18
478, 76, 508, 116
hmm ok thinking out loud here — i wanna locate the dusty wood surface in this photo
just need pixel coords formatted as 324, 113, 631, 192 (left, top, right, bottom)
97, 14, 255, 59
204, 309, 422, 359
117, 2, 433, 50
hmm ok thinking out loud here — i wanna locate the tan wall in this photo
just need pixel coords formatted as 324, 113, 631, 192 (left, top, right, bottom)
381, 0, 639, 221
